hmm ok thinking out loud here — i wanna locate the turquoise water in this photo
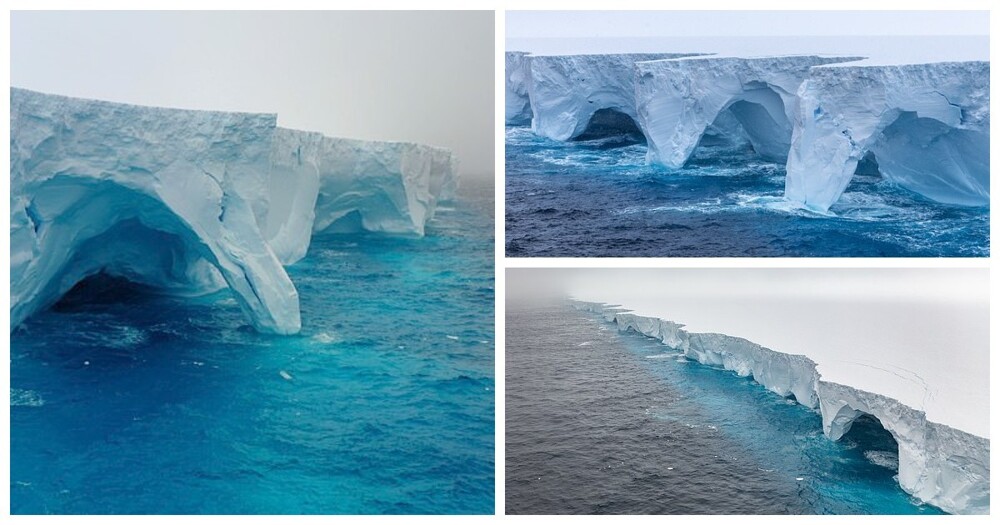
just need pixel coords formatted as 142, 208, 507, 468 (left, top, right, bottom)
10, 184, 495, 514
506, 304, 943, 514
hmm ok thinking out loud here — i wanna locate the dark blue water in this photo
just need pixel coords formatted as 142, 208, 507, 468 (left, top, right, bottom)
505, 303, 944, 514
10, 183, 495, 514
505, 126, 988, 257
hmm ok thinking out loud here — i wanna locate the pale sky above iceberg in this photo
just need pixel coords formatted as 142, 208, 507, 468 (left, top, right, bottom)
506, 10, 988, 39
11, 11, 495, 178
506, 10, 990, 64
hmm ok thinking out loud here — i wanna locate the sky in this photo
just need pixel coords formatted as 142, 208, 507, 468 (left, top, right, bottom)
506, 10, 989, 39
11, 11, 495, 178
506, 11, 989, 63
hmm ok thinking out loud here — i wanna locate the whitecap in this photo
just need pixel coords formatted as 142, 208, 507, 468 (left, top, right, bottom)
11, 388, 45, 407
864, 450, 900, 470
105, 325, 148, 348
311, 332, 341, 344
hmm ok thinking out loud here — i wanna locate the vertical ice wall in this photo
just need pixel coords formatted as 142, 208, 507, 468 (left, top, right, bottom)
784, 62, 990, 211
505, 51, 532, 125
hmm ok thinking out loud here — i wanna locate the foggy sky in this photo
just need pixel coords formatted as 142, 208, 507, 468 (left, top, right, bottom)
506, 10, 988, 39
11, 11, 494, 178
506, 268, 988, 307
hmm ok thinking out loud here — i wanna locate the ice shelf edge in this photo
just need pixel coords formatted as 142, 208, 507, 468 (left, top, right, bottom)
569, 299, 989, 515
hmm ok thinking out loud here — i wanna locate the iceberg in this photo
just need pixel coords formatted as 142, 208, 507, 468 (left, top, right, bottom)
569, 298, 989, 515
785, 61, 990, 211
10, 88, 457, 334
266, 128, 459, 264
633, 55, 861, 167
523, 53, 701, 141
506, 52, 990, 209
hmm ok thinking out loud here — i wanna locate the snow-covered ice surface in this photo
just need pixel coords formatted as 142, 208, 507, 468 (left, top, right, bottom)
10, 88, 457, 334
507, 35, 988, 64
567, 268, 988, 514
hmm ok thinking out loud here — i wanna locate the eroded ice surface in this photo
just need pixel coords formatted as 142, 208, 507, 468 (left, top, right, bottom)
522, 52, 701, 140
506, 36, 990, 210
633, 55, 862, 168
568, 269, 988, 514
785, 62, 989, 211
10, 88, 457, 334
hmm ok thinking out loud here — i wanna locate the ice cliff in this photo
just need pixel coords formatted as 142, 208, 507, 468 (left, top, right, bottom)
570, 300, 990, 515
633, 55, 861, 168
785, 61, 990, 211
507, 53, 990, 209
266, 128, 458, 264
522, 53, 700, 140
505, 51, 532, 125
10, 88, 457, 334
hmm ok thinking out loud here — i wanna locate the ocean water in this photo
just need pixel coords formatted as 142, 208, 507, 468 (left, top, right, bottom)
505, 303, 944, 515
10, 183, 495, 515
505, 126, 989, 257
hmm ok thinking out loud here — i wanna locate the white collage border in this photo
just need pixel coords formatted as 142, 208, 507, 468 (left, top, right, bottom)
1, 0, 996, 521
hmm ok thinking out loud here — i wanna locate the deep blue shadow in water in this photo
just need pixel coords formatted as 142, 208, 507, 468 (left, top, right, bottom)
505, 126, 988, 257
10, 184, 495, 514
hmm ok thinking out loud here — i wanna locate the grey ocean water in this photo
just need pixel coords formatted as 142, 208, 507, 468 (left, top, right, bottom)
505, 302, 942, 515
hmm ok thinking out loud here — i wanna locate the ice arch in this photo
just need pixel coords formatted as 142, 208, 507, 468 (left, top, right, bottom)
634, 55, 861, 168
10, 88, 300, 334
525, 52, 700, 141
785, 62, 990, 211
818, 381, 990, 515
573, 108, 645, 142
265, 129, 459, 265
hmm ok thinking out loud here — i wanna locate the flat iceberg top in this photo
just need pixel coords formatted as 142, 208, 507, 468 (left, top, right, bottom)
517, 51, 704, 60
569, 269, 989, 439
635, 54, 864, 68
507, 35, 988, 64
11, 86, 277, 120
